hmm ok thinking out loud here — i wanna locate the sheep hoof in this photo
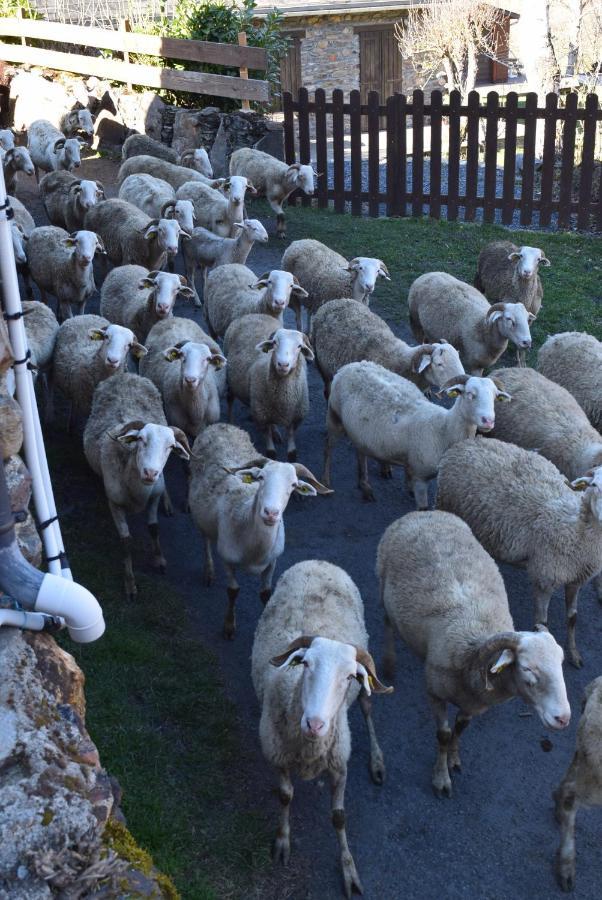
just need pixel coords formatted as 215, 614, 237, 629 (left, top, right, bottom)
448, 752, 461, 772
379, 463, 393, 479
287, 450, 297, 463
432, 776, 453, 799
259, 589, 272, 606
271, 836, 290, 865
342, 860, 363, 897
360, 487, 375, 503
125, 585, 138, 602
266, 449, 277, 460
277, 232, 287, 240
568, 649, 583, 669
153, 558, 167, 574
222, 621, 236, 640
555, 855, 575, 892
369, 753, 386, 786
204, 572, 214, 587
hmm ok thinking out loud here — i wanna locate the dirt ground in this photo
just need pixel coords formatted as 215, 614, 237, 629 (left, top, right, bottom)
21, 156, 602, 900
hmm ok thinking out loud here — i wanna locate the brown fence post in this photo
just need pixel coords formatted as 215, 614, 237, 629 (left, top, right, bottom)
539, 92, 559, 228
519, 92, 538, 227
483, 91, 499, 223
576, 93, 598, 231
17, 7, 26, 47
558, 92, 578, 229
350, 89, 362, 216
501, 92, 518, 225
238, 32, 251, 111
368, 90, 380, 217
332, 89, 345, 214
411, 89, 424, 217
298, 87, 311, 208
429, 90, 442, 220
314, 88, 328, 209
120, 18, 132, 91
283, 91, 296, 164
464, 91, 480, 222
386, 94, 397, 217
447, 90, 461, 221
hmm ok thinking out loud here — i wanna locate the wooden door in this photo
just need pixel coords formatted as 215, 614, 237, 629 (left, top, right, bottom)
278, 31, 303, 110
358, 26, 403, 127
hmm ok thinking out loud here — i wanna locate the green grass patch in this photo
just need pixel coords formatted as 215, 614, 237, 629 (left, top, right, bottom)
47, 434, 271, 899
280, 205, 602, 346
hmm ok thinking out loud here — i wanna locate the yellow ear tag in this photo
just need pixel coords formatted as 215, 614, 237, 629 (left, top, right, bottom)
447, 389, 460, 398
242, 474, 254, 484
289, 657, 301, 667
296, 484, 312, 494
368, 675, 375, 689
90, 331, 104, 341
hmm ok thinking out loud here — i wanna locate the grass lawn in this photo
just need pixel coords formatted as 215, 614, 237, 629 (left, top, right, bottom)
284, 206, 602, 347
48, 432, 271, 900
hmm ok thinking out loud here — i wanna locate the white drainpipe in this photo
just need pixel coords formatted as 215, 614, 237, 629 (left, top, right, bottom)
0, 165, 105, 642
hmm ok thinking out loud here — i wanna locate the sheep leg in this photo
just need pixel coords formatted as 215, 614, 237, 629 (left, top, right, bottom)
516, 347, 526, 367
532, 581, 553, 633
356, 452, 375, 503
448, 711, 472, 772
38, 286, 48, 306
184, 252, 202, 308
265, 426, 277, 460
226, 386, 235, 424
358, 688, 386, 785
322, 407, 345, 488
286, 425, 297, 463
21, 268, 33, 300
382, 611, 397, 681
222, 563, 239, 640
407, 470, 429, 511
269, 198, 286, 239
203, 535, 215, 586
329, 768, 362, 897
564, 582, 582, 668
593, 572, 602, 604
290, 297, 304, 333
272, 767, 293, 864
108, 501, 137, 601
42, 370, 54, 425
146, 494, 166, 573
259, 560, 276, 606
554, 767, 578, 892
162, 489, 173, 517
379, 462, 393, 479
429, 696, 453, 798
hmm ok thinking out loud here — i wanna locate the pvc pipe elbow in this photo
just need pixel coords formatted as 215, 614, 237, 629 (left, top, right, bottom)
35, 573, 105, 643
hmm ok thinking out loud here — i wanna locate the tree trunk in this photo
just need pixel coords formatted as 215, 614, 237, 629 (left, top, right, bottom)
517, 0, 560, 96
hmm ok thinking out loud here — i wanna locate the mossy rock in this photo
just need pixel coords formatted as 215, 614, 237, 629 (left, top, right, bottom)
102, 819, 180, 900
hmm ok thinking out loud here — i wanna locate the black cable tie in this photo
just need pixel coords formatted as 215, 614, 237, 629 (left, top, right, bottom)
0, 199, 14, 220
13, 349, 31, 366
46, 551, 68, 565
3, 309, 25, 321
39, 515, 58, 531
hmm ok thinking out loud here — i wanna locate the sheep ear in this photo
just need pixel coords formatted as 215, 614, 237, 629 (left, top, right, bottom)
144, 227, 159, 241
170, 426, 191, 460
495, 391, 512, 403
569, 476, 592, 491
246, 180, 258, 195
252, 276, 270, 289
443, 384, 465, 398
53, 138, 66, 152
300, 335, 314, 360
294, 480, 317, 496
488, 310, 503, 324
163, 346, 184, 361
346, 258, 360, 272
64, 236, 77, 247
139, 277, 156, 289
412, 347, 432, 374
508, 251, 521, 262
270, 635, 315, 667
209, 352, 226, 370
232, 222, 244, 230
539, 255, 551, 267
88, 327, 107, 341
355, 647, 393, 695
117, 429, 141, 445
378, 262, 391, 280
232, 466, 264, 484
256, 338, 276, 353
178, 286, 196, 301
131, 342, 148, 359
291, 283, 308, 298
292, 462, 333, 495
490, 648, 515, 674
527, 312, 537, 323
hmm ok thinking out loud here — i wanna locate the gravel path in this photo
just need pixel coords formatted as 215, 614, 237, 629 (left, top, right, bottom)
22, 157, 600, 900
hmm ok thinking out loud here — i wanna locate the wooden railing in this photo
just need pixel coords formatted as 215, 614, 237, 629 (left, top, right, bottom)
0, 16, 269, 103
283, 87, 602, 232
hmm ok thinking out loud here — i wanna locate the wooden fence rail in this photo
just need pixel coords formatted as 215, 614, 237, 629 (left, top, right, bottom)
282, 88, 602, 232
0, 16, 269, 103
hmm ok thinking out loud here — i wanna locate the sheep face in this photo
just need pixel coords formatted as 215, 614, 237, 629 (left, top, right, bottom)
65, 230, 104, 267
441, 374, 511, 432
145, 218, 182, 257
570, 466, 602, 522
173, 200, 195, 235
488, 302, 533, 350
75, 109, 94, 137
223, 175, 254, 208
5, 147, 34, 176
10, 223, 28, 265
75, 179, 103, 211
115, 422, 190, 484
411, 341, 464, 389
231, 459, 329, 527
163, 340, 226, 389
190, 148, 212, 178
234, 218, 268, 244
347, 257, 391, 300
61, 138, 83, 170
501, 632, 570, 730
140, 272, 191, 318
256, 328, 314, 376
88, 324, 147, 371
508, 245, 550, 279
254, 270, 308, 312
286, 163, 316, 196
0, 129, 15, 151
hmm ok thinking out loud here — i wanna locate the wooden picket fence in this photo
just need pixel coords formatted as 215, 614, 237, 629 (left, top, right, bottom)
282, 87, 602, 232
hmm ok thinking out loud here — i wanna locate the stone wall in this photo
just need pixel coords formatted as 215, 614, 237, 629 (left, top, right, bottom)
299, 22, 360, 99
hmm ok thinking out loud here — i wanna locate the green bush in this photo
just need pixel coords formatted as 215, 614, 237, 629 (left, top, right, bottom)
167, 0, 290, 111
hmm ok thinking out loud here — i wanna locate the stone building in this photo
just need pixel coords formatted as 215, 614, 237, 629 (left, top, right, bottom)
254, 0, 516, 105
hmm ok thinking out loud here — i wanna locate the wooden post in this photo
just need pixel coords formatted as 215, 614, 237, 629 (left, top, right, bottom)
121, 18, 132, 91
17, 7, 27, 48
238, 32, 251, 111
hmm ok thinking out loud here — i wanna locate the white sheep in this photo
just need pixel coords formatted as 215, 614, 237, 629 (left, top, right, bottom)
324, 364, 509, 508
25, 227, 104, 322
22, 300, 59, 418
84, 199, 185, 270
2, 146, 34, 194
252, 560, 392, 895
139, 316, 225, 438
553, 676, 602, 892
53, 314, 148, 427
182, 219, 268, 307
408, 271, 533, 374
230, 148, 316, 238
0, 129, 15, 151
377, 510, 570, 798
437, 438, 602, 668
83, 372, 191, 599
60, 107, 95, 139
117, 154, 217, 191
204, 264, 307, 339
489, 367, 602, 481
100, 265, 195, 343
188, 423, 331, 638
118, 174, 195, 236
39, 171, 105, 232
311, 298, 465, 398
8, 195, 35, 285
175, 175, 253, 237
475, 241, 549, 315
282, 238, 390, 332
538, 331, 602, 433
121, 135, 213, 178
27, 120, 82, 181
224, 314, 313, 460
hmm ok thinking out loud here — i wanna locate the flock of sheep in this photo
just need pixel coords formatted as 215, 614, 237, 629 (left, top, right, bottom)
2, 102, 602, 898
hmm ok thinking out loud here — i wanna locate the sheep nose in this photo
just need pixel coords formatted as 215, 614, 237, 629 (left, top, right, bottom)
274, 300, 286, 309
142, 468, 159, 483
262, 507, 280, 525
185, 375, 197, 386
480, 416, 495, 430
306, 717, 324, 735
521, 339, 532, 349
555, 713, 570, 728
106, 357, 120, 368
157, 305, 170, 317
